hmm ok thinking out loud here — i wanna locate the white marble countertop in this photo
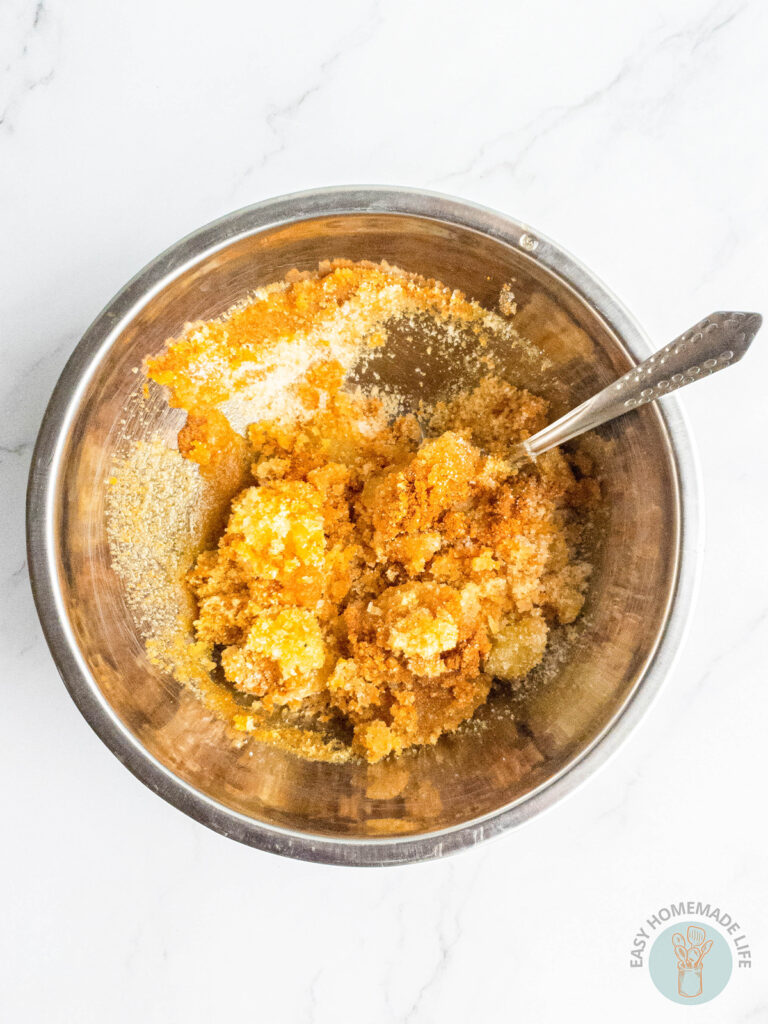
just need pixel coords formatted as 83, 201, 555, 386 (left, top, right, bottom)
2, 0, 766, 1020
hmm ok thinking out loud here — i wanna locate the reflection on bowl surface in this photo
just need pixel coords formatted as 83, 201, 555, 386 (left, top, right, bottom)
27, 188, 698, 864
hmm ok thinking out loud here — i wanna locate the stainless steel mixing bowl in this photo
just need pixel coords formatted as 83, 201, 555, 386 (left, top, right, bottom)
27, 187, 700, 865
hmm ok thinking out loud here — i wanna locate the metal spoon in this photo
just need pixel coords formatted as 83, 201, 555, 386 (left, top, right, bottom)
513, 311, 761, 462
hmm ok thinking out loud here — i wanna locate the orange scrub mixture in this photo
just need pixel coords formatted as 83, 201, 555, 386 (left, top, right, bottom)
145, 261, 598, 762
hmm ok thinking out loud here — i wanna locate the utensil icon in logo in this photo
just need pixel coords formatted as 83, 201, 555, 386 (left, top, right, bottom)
687, 925, 706, 947
674, 926, 714, 997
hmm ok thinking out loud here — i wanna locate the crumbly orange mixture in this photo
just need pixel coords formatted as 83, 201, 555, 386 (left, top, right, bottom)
147, 260, 484, 475
145, 261, 598, 762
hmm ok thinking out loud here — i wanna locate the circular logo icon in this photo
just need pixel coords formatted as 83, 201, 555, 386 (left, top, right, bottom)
649, 921, 732, 1004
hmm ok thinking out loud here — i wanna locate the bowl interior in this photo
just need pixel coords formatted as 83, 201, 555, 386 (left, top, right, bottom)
50, 212, 678, 840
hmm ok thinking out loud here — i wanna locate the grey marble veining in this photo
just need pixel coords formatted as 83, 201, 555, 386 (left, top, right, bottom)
1, 0, 766, 1020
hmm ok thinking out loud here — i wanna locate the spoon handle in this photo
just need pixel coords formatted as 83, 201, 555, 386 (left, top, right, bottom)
522, 311, 762, 459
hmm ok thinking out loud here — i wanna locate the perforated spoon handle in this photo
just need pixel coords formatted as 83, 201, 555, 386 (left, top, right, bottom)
520, 311, 761, 459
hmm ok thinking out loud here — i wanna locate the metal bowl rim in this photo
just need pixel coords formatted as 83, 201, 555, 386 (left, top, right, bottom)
26, 185, 702, 866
